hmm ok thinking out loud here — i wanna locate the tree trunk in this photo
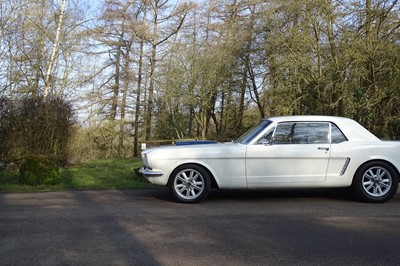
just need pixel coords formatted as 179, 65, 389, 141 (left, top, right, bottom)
43, 0, 67, 98
134, 39, 144, 157
118, 43, 131, 157
145, 2, 159, 140
111, 43, 122, 121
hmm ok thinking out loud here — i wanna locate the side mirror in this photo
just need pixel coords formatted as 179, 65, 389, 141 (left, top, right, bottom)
258, 137, 274, 145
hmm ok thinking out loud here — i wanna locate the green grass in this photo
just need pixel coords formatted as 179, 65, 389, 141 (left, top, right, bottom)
0, 158, 156, 193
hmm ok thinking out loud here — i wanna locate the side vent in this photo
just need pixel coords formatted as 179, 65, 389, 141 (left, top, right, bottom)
340, 157, 351, 176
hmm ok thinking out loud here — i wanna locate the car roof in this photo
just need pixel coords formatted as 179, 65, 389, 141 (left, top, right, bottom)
265, 115, 380, 141
267, 115, 350, 123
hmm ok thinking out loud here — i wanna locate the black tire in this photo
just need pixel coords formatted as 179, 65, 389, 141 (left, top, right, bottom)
168, 164, 211, 203
352, 161, 399, 203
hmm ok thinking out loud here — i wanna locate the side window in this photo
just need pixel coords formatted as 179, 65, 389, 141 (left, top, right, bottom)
273, 122, 329, 144
273, 122, 295, 144
309, 123, 329, 144
331, 123, 347, 143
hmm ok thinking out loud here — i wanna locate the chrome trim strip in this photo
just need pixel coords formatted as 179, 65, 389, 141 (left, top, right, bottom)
340, 157, 351, 176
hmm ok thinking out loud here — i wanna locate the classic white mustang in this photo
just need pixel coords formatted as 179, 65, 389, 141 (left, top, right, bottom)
140, 116, 400, 203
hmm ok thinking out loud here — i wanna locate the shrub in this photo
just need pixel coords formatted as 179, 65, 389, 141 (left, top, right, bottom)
19, 155, 61, 186
0, 97, 17, 163
18, 96, 75, 162
0, 96, 76, 166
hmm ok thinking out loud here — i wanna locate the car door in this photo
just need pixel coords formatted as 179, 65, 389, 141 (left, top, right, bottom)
246, 122, 331, 187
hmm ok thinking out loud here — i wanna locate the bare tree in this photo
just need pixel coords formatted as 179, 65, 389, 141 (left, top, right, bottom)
144, 0, 191, 140
43, 0, 67, 97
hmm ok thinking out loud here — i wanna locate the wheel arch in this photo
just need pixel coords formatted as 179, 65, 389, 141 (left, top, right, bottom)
352, 159, 400, 184
350, 158, 400, 203
167, 162, 220, 189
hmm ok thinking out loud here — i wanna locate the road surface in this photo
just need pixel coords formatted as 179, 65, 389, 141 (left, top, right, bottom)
1, 189, 400, 265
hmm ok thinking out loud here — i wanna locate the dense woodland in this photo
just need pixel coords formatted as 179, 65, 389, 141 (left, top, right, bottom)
0, 0, 400, 161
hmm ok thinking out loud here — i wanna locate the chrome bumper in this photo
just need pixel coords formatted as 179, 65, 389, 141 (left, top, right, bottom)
139, 167, 164, 178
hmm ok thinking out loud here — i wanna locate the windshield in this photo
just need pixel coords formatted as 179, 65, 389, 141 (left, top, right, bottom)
236, 120, 272, 144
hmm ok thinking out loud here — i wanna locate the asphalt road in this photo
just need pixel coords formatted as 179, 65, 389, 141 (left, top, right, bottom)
1, 188, 400, 266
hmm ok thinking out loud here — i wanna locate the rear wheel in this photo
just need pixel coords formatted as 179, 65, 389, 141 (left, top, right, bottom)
352, 161, 398, 203
168, 164, 211, 203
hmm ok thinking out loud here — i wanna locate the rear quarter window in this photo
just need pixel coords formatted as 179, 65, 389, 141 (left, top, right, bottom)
331, 123, 348, 143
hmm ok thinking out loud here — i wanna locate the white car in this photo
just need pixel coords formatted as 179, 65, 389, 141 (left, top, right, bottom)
140, 116, 400, 203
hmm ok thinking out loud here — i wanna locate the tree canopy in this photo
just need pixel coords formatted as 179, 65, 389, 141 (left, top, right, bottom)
1, 0, 399, 159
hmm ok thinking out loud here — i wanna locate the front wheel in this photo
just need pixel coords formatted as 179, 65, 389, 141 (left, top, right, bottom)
168, 164, 211, 203
352, 161, 399, 203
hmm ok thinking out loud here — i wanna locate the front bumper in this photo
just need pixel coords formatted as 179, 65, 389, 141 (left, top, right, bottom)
139, 167, 164, 178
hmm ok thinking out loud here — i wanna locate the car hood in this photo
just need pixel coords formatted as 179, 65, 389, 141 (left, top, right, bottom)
175, 140, 218, 146
142, 142, 246, 159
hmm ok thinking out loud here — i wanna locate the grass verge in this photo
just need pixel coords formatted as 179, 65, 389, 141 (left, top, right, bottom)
0, 157, 156, 193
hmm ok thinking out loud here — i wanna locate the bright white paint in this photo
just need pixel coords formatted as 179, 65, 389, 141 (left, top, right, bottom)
140, 116, 400, 191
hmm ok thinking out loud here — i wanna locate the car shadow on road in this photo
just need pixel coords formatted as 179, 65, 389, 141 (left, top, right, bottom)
120, 187, 357, 203
206, 188, 356, 202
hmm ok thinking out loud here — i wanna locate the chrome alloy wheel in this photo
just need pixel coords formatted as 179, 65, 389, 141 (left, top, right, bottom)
362, 166, 392, 197
173, 169, 205, 200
